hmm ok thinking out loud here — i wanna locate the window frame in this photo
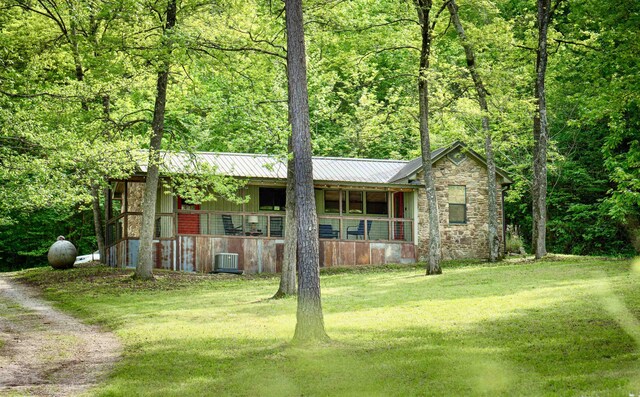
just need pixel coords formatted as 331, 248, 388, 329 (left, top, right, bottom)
347, 191, 364, 214
258, 187, 286, 211
448, 185, 467, 224
365, 191, 389, 215
325, 189, 390, 216
324, 190, 341, 214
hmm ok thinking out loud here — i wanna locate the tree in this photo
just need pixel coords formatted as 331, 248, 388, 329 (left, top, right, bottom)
6, 1, 116, 263
0, 1, 143, 263
286, 0, 329, 342
446, 0, 500, 262
134, 0, 178, 280
273, 138, 297, 298
414, 0, 441, 275
531, 0, 551, 259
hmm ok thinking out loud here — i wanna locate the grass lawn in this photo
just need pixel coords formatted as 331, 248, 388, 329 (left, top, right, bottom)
11, 256, 640, 396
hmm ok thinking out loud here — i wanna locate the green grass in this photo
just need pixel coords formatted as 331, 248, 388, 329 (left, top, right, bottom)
11, 256, 640, 396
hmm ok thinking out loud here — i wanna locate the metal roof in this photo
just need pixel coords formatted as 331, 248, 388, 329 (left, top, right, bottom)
142, 151, 412, 184
137, 142, 511, 185
389, 147, 448, 182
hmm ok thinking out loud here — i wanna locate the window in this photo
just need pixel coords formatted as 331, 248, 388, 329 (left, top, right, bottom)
366, 191, 388, 215
324, 190, 340, 213
448, 185, 466, 224
348, 191, 363, 214
327, 190, 390, 215
259, 187, 286, 211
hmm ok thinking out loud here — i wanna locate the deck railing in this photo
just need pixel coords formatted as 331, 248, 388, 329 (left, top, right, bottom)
106, 210, 414, 246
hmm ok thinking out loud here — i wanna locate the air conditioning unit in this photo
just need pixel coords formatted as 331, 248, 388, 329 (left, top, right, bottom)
213, 253, 242, 274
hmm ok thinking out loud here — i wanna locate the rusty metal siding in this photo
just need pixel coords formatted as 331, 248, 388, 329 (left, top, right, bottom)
355, 243, 370, 265
178, 236, 195, 272
261, 240, 277, 273
243, 239, 259, 274
195, 237, 212, 273
152, 240, 173, 270
319, 240, 339, 268
275, 243, 284, 272
157, 235, 417, 274
370, 245, 386, 265
340, 241, 357, 266
400, 243, 415, 263
226, 239, 245, 271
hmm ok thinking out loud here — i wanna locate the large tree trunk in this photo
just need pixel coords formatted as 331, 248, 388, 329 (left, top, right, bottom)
135, 0, 178, 280
447, 0, 500, 262
532, 0, 550, 259
415, 0, 442, 275
273, 137, 297, 298
286, 0, 328, 342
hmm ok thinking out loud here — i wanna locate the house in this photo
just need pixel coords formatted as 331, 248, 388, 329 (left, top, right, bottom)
105, 142, 512, 273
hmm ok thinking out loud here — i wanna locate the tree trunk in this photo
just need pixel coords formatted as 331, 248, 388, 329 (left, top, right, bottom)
286, 0, 328, 343
447, 0, 500, 262
533, 0, 550, 259
69, 17, 105, 259
91, 184, 106, 263
414, 0, 442, 275
273, 137, 297, 298
134, 0, 178, 280
69, 19, 88, 111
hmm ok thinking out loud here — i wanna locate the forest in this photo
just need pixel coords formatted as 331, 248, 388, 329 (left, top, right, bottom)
0, 0, 638, 269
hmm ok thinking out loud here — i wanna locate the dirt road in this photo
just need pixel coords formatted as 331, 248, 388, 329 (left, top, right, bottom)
0, 275, 121, 396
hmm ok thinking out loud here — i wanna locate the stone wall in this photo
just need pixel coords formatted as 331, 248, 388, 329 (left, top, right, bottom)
417, 153, 504, 260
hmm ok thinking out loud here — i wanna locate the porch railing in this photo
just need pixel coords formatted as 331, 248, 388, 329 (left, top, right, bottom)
106, 210, 414, 246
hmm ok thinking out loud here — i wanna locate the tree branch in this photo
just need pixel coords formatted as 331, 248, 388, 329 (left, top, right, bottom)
334, 18, 419, 33
0, 89, 81, 100
553, 38, 597, 51
190, 39, 286, 60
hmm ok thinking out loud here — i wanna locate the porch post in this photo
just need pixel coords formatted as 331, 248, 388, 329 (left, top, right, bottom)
413, 190, 419, 245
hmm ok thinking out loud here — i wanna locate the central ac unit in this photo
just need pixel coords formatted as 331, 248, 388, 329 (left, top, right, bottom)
213, 253, 242, 274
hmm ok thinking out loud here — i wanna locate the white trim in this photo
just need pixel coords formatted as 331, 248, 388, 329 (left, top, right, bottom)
413, 191, 419, 245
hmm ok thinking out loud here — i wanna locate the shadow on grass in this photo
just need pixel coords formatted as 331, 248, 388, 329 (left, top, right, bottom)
97, 298, 639, 397
231, 259, 632, 319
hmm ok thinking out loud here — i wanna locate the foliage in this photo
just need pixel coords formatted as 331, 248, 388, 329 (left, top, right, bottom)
0, 207, 97, 271
13, 257, 640, 395
1, 0, 639, 264
163, 162, 248, 205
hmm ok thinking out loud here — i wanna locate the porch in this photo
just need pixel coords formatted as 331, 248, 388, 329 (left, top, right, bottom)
105, 180, 418, 273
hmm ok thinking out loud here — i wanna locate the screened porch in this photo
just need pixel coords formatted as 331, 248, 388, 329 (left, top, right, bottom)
105, 180, 417, 247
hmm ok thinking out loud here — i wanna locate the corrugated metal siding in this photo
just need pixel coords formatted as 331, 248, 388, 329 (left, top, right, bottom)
158, 184, 173, 212
178, 236, 196, 272
200, 191, 244, 212
245, 185, 259, 212
127, 240, 139, 268
111, 234, 417, 273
